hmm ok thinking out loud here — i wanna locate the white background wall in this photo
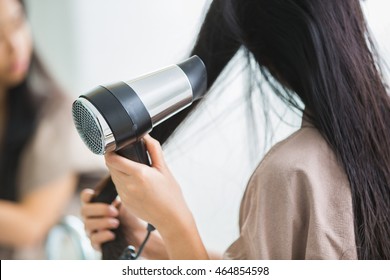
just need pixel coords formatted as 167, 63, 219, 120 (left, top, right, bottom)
25, 0, 390, 255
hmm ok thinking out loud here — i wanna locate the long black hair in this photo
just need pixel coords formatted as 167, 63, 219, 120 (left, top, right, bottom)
150, 0, 390, 259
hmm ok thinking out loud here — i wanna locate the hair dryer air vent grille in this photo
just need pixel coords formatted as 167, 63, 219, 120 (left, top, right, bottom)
72, 100, 105, 155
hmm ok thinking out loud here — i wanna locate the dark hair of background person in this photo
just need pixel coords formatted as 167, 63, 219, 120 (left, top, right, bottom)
149, 0, 390, 260
0, 1, 62, 202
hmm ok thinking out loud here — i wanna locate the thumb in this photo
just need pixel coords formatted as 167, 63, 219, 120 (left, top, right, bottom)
143, 134, 165, 170
80, 188, 95, 204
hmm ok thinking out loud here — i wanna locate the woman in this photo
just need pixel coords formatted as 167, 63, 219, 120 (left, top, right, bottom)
0, 0, 103, 259
81, 0, 390, 259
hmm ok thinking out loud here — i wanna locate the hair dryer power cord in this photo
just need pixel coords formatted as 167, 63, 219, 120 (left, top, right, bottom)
119, 223, 155, 260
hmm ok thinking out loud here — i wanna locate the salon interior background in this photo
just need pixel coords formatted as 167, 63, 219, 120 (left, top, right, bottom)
25, 0, 390, 254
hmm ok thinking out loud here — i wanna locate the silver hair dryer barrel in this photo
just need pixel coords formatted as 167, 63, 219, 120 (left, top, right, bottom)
72, 55, 207, 156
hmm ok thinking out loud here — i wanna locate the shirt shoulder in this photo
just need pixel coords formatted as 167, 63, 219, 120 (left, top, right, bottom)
260, 126, 336, 176
225, 126, 357, 260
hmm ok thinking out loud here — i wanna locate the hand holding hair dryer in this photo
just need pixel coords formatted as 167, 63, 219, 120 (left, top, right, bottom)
72, 56, 207, 259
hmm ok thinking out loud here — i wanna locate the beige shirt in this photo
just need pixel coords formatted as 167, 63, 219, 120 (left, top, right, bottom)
224, 119, 357, 260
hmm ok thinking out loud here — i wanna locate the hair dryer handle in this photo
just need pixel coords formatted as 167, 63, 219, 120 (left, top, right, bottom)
90, 140, 151, 260
117, 140, 150, 166
91, 140, 150, 204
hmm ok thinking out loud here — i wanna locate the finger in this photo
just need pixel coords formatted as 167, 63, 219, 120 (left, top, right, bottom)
81, 203, 119, 218
90, 230, 116, 251
84, 217, 119, 233
80, 188, 95, 204
105, 152, 144, 175
143, 134, 165, 170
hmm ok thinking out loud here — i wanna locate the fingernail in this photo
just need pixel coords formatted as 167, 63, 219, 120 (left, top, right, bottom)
110, 219, 119, 227
109, 205, 119, 215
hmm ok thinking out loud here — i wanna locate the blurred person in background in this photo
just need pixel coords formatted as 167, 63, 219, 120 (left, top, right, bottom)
0, 0, 105, 259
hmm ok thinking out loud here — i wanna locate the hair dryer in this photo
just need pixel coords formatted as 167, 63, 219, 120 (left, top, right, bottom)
72, 55, 207, 259
72, 55, 206, 205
